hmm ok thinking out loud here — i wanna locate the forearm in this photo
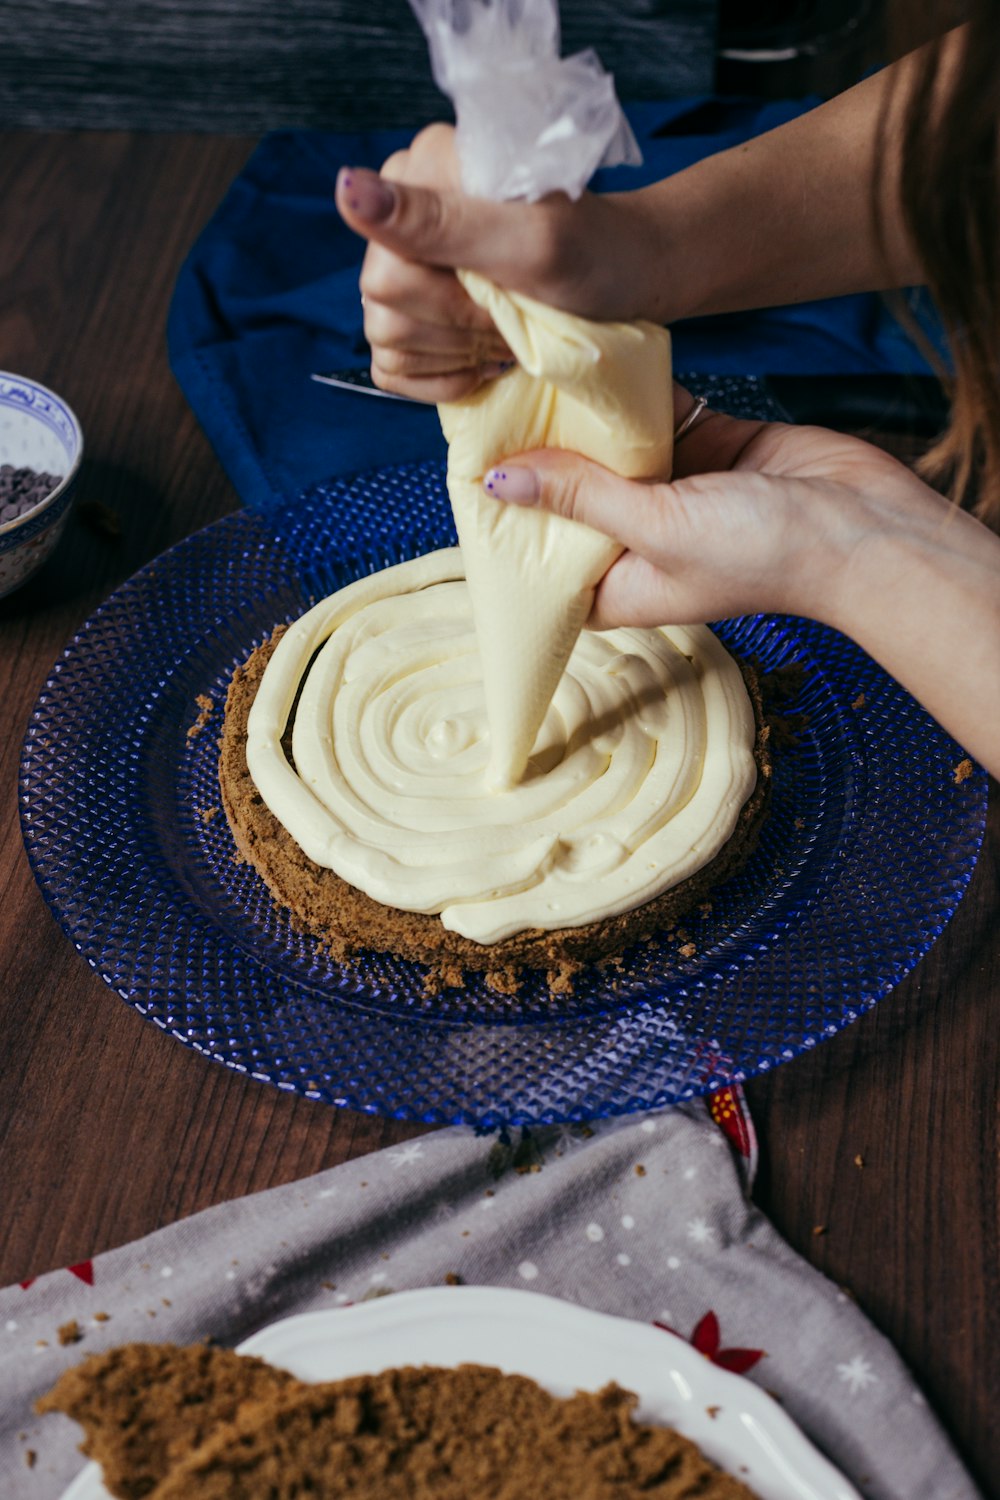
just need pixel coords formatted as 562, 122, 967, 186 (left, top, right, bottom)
625, 53, 935, 323
826, 500, 1000, 776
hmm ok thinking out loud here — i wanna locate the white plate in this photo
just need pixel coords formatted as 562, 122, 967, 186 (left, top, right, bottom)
59, 1287, 860, 1500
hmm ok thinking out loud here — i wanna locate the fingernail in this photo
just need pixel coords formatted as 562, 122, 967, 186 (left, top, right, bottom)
480, 359, 516, 381
484, 465, 538, 505
336, 166, 395, 223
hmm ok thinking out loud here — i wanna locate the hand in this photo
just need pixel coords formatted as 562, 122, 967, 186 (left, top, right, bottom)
482, 391, 917, 628
481, 390, 1000, 774
335, 124, 664, 402
334, 46, 935, 407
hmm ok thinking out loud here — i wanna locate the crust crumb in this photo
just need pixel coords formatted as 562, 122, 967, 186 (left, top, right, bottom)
37, 1348, 760, 1498
187, 694, 215, 740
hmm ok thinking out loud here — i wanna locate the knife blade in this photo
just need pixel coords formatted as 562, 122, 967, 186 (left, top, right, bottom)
311, 369, 424, 403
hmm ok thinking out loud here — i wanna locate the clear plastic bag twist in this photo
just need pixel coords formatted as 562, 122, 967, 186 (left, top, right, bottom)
408, 0, 641, 201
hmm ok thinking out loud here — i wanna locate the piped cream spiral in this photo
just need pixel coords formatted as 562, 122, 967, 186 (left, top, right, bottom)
246, 549, 757, 945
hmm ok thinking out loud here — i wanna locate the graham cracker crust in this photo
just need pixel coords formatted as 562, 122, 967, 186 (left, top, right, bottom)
218, 629, 771, 995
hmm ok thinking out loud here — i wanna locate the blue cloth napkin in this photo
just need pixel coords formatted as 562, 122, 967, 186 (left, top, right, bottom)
168, 98, 946, 519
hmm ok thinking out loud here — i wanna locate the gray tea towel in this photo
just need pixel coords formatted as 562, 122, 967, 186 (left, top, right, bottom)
0, 1094, 980, 1500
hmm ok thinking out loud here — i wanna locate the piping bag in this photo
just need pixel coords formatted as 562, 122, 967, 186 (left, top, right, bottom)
410, 0, 674, 790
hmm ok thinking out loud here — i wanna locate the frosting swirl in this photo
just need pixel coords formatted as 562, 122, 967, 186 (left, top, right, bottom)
246, 549, 757, 945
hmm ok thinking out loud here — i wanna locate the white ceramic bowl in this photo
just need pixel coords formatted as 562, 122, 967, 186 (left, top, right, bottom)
0, 372, 83, 598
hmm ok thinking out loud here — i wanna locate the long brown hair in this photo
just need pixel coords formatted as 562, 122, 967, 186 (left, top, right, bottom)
879, 2, 1000, 525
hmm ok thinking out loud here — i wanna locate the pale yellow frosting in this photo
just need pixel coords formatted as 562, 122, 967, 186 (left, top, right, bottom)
245, 284, 757, 946
439, 272, 673, 790
245, 549, 757, 945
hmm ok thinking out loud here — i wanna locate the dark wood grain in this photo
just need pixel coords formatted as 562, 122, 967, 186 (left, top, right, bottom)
0, 0, 717, 131
747, 790, 1000, 1494
0, 129, 428, 1282
0, 129, 996, 1497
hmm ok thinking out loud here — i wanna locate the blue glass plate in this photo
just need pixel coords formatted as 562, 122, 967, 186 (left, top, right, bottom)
19, 461, 987, 1126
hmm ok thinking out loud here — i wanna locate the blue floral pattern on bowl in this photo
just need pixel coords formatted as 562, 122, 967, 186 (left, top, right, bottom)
0, 373, 83, 598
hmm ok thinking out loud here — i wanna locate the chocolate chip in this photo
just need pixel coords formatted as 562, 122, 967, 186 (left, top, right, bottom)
0, 463, 63, 521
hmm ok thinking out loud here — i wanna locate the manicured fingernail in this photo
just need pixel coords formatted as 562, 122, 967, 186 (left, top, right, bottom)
480, 359, 516, 381
484, 466, 538, 505
336, 166, 395, 223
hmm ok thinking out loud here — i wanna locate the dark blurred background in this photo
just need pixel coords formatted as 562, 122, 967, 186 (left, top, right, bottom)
0, 0, 884, 132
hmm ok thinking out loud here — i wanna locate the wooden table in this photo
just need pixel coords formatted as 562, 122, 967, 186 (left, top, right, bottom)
1, 131, 997, 1494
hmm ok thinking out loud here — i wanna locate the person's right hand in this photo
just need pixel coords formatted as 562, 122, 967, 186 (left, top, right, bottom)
335, 124, 665, 402
479, 390, 1000, 776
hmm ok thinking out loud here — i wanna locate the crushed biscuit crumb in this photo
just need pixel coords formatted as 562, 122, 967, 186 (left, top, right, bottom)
186, 694, 215, 740
36, 1350, 760, 1498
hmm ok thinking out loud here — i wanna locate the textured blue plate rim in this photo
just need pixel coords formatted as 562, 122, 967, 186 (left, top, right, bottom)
18, 499, 989, 1127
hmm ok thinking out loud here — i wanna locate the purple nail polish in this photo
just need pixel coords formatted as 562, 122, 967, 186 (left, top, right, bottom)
346, 173, 395, 223
480, 359, 516, 383
483, 466, 538, 505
